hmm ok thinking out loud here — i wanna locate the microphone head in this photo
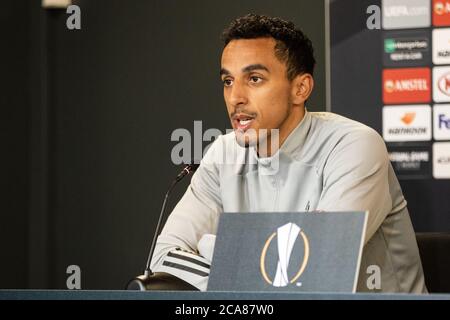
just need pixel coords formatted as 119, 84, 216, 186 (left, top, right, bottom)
176, 160, 201, 182
186, 162, 200, 173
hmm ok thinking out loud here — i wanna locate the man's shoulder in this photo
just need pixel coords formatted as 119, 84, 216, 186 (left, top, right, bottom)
310, 111, 375, 133
309, 111, 383, 144
304, 112, 387, 164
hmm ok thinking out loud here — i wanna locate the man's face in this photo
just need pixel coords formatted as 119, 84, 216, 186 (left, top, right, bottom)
220, 38, 295, 149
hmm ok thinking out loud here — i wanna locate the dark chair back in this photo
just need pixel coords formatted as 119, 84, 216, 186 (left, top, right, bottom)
416, 232, 450, 293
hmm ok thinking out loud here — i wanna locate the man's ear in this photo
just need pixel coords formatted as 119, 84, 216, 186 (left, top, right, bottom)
291, 73, 314, 105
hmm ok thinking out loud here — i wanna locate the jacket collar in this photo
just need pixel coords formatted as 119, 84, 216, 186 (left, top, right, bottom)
251, 109, 312, 164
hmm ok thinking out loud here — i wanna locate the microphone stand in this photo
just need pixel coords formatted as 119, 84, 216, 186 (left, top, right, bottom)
126, 163, 199, 290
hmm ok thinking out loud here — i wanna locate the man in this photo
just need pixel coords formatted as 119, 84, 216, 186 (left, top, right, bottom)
151, 14, 427, 293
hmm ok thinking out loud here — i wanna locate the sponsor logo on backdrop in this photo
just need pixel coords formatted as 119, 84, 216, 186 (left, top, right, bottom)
383, 105, 432, 142
401, 112, 416, 125
382, 0, 431, 29
388, 145, 431, 179
433, 142, 450, 178
433, 67, 450, 102
433, 0, 450, 26
432, 28, 450, 64
383, 31, 430, 66
384, 39, 427, 54
434, 104, 450, 140
438, 73, 450, 95
383, 68, 431, 104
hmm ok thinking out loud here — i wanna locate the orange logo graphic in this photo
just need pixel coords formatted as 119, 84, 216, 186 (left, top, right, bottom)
401, 112, 416, 125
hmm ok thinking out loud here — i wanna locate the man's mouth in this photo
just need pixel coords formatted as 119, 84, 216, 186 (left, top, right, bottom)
232, 114, 256, 131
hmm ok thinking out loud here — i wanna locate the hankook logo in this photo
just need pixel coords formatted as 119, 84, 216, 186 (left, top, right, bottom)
260, 222, 310, 287
383, 105, 431, 142
401, 112, 416, 125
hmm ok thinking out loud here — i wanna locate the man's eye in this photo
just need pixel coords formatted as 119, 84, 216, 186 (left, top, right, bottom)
250, 76, 262, 84
223, 79, 233, 86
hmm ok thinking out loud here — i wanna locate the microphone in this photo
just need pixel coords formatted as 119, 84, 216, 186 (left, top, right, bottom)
126, 162, 200, 290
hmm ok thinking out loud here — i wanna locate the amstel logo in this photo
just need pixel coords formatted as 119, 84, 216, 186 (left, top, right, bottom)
433, 0, 450, 26
383, 68, 431, 104
384, 80, 395, 93
435, 1, 446, 15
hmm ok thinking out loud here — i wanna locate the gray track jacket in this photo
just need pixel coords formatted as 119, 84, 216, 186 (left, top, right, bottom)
151, 110, 427, 293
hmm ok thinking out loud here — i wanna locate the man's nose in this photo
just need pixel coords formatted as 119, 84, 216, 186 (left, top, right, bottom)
228, 82, 248, 107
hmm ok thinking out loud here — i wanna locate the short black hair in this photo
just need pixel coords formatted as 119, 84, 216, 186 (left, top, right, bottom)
222, 14, 316, 80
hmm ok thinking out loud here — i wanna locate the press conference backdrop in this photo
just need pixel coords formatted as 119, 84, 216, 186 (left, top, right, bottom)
1, 1, 325, 289
329, 0, 450, 231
